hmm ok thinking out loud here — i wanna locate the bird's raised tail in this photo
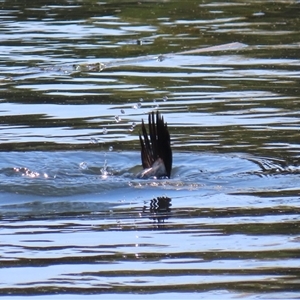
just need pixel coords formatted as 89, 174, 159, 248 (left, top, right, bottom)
138, 111, 172, 179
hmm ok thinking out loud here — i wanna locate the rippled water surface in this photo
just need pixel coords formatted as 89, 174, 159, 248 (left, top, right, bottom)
0, 0, 300, 299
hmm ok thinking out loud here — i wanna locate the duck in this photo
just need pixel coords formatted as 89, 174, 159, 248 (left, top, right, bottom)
137, 111, 172, 179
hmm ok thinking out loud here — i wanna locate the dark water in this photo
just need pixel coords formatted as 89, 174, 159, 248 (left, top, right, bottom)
0, 0, 300, 299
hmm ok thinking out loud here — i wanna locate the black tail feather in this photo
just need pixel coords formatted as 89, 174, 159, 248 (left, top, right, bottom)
139, 111, 172, 178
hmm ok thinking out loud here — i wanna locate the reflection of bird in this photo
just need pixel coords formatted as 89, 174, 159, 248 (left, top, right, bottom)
138, 111, 172, 179
142, 196, 172, 223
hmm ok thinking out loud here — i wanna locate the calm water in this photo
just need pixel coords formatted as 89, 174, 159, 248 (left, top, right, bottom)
0, 0, 300, 299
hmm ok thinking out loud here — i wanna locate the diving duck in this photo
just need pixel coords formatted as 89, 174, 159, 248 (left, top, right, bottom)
138, 111, 172, 179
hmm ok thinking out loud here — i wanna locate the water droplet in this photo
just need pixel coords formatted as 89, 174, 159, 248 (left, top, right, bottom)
109, 146, 113, 152
132, 104, 138, 109
79, 162, 88, 170
163, 96, 168, 102
98, 62, 106, 71
129, 122, 136, 132
102, 128, 107, 134
90, 137, 99, 144
137, 102, 142, 109
115, 115, 121, 123
139, 98, 143, 102
156, 55, 164, 62
101, 159, 108, 177
121, 109, 125, 114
